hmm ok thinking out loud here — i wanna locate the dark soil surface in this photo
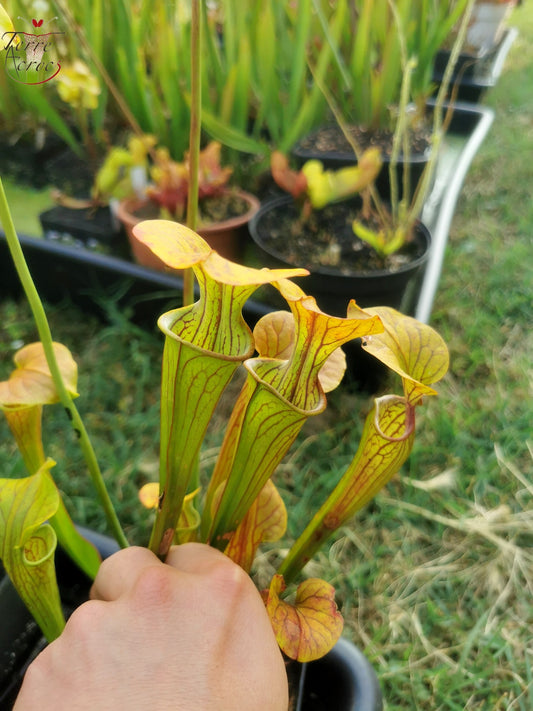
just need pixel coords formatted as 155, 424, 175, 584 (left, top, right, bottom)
132, 191, 251, 227
254, 198, 426, 275
296, 122, 432, 162
199, 191, 252, 223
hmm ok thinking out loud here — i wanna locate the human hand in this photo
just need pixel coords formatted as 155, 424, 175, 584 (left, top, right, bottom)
14, 544, 288, 710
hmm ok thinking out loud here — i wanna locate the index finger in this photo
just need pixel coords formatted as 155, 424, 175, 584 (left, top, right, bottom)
165, 542, 235, 574
90, 546, 162, 602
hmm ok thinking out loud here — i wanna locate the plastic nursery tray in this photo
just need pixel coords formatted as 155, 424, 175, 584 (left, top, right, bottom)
39, 204, 123, 249
431, 27, 517, 103
0, 230, 272, 331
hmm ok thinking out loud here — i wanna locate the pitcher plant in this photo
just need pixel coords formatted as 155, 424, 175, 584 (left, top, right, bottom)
1, 171, 448, 663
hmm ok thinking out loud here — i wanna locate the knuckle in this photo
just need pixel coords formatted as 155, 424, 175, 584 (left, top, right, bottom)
208, 557, 253, 600
130, 564, 177, 609
64, 599, 106, 637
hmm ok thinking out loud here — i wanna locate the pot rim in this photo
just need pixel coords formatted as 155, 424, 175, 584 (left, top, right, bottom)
292, 122, 432, 165
116, 189, 260, 235
249, 195, 431, 280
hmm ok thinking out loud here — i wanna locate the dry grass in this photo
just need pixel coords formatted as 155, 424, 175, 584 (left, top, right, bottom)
296, 441, 532, 708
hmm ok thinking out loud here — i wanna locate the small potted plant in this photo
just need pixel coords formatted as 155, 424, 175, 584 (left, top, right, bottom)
291, 0, 476, 200
250, 92, 434, 319
250, 0, 480, 332
115, 140, 260, 267
39, 130, 153, 253
249, 145, 430, 314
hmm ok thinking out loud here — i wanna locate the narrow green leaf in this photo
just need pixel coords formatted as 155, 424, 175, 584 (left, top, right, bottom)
287, 0, 312, 120
203, 364, 318, 549
201, 105, 269, 156
149, 316, 243, 557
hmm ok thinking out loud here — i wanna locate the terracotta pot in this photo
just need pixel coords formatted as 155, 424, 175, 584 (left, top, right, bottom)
116, 190, 260, 271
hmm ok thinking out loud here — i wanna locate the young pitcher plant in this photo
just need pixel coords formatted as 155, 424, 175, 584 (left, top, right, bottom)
1, 185, 448, 661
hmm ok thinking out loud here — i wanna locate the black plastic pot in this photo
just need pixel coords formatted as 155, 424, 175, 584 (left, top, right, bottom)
0, 230, 273, 331
291, 124, 429, 203
249, 195, 431, 317
295, 637, 382, 711
0, 529, 382, 710
249, 196, 431, 390
433, 46, 488, 80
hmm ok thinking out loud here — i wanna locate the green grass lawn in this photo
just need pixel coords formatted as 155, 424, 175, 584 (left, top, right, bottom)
1, 4, 532, 708
1, 177, 51, 237
360, 5, 532, 706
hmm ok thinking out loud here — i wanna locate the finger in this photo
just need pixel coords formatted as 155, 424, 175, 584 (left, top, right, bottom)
165, 542, 232, 575
90, 546, 162, 602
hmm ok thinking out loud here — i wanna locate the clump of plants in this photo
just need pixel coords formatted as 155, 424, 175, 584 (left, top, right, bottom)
0, 169, 449, 662
0, 0, 450, 669
92, 136, 239, 222
280, 0, 479, 263
262, 2, 478, 273
271, 147, 382, 219
145, 141, 235, 222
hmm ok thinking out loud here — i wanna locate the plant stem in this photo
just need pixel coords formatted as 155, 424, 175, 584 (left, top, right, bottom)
0, 177, 129, 549
389, 57, 415, 226
307, 61, 388, 226
183, 0, 202, 308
